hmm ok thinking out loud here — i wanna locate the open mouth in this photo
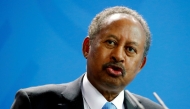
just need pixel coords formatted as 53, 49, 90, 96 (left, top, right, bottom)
106, 65, 123, 77
102, 62, 126, 77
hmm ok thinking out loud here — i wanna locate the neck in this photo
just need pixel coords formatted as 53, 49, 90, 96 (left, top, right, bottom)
97, 88, 121, 101
91, 80, 124, 101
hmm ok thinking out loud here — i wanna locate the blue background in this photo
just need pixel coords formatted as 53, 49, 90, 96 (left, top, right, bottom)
0, 0, 189, 109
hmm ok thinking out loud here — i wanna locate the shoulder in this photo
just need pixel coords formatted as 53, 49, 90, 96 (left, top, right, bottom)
20, 83, 67, 95
15, 83, 67, 102
15, 75, 84, 100
133, 93, 163, 109
15, 84, 67, 97
11, 76, 84, 109
16, 83, 72, 102
124, 90, 163, 109
11, 83, 69, 109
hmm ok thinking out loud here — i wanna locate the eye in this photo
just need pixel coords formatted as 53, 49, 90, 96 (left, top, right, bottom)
106, 40, 115, 45
126, 47, 136, 53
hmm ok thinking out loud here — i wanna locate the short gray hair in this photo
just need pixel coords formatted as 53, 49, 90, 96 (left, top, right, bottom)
88, 6, 151, 56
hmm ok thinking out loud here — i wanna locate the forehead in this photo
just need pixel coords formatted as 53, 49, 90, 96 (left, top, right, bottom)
95, 13, 146, 48
104, 13, 139, 25
101, 13, 146, 38
102, 13, 143, 30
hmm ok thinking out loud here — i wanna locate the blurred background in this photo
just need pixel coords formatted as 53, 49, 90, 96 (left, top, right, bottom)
0, 0, 190, 109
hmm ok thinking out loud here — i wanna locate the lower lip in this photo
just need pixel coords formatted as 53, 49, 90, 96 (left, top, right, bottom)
106, 67, 122, 76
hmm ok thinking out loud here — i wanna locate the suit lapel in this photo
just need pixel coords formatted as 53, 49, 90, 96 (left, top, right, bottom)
124, 90, 139, 109
60, 75, 85, 109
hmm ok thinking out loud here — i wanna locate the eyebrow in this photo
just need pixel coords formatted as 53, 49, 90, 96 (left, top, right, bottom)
106, 34, 118, 40
127, 42, 139, 46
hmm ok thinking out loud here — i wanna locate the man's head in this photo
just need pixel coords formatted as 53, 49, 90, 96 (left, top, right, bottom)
88, 6, 150, 57
82, 6, 150, 100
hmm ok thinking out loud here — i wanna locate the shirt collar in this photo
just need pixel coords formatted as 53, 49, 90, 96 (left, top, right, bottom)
81, 73, 124, 109
112, 89, 124, 109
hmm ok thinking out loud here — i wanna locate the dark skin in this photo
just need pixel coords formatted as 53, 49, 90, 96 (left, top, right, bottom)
82, 13, 147, 101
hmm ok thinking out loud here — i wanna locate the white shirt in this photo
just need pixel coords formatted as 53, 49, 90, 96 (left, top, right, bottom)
81, 73, 125, 109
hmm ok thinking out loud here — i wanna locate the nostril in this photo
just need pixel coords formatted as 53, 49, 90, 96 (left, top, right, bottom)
111, 56, 117, 61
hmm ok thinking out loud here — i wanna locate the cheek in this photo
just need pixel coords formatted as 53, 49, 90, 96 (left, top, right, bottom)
91, 44, 110, 61
123, 59, 141, 82
88, 46, 106, 70
124, 57, 142, 72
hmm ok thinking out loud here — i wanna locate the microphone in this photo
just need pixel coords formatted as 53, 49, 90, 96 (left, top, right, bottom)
126, 90, 169, 109
126, 90, 145, 109
153, 92, 169, 109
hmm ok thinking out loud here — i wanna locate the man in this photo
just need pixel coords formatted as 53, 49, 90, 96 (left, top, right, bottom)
11, 6, 163, 109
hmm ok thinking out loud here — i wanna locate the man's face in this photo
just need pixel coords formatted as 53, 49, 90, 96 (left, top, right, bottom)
83, 13, 146, 93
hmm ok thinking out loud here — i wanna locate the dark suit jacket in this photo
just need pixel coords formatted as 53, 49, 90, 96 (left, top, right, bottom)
11, 75, 163, 109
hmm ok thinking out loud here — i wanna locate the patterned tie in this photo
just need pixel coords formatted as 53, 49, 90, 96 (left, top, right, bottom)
102, 102, 117, 109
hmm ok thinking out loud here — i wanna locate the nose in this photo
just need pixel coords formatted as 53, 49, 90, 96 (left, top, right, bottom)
110, 46, 125, 63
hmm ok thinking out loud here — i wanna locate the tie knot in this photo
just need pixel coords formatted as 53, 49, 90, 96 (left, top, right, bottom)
102, 102, 117, 109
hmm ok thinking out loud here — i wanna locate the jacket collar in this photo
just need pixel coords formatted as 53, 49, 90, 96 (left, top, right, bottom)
60, 75, 84, 109
61, 75, 83, 100
61, 74, 141, 109
124, 90, 140, 109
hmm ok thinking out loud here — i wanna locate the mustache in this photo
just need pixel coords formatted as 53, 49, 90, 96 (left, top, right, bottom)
102, 61, 126, 76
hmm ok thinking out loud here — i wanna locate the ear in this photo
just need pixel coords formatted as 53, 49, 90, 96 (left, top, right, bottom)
82, 37, 90, 58
139, 56, 147, 69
